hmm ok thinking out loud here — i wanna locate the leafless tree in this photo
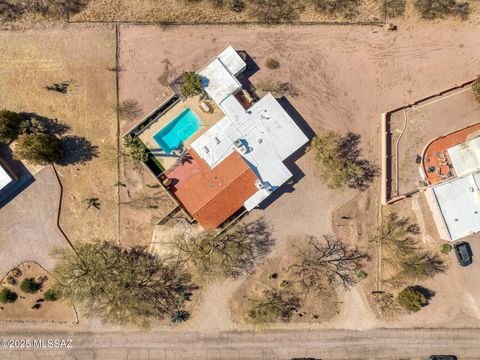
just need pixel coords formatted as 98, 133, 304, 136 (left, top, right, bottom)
290, 235, 370, 292
172, 218, 274, 278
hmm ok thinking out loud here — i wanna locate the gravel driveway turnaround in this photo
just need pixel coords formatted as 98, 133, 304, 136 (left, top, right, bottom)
0, 166, 68, 276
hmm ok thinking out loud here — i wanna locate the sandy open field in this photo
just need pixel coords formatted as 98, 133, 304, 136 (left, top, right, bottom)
0, 25, 118, 244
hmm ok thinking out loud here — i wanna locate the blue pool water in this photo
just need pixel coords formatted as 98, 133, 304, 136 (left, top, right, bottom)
153, 108, 201, 154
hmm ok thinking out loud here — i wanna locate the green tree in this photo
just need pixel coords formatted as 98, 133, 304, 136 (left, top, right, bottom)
52, 241, 196, 328
180, 71, 203, 98
397, 286, 427, 312
472, 75, 480, 103
309, 131, 377, 190
0, 110, 24, 143
247, 289, 301, 323
13, 132, 64, 165
20, 278, 42, 293
0, 287, 18, 303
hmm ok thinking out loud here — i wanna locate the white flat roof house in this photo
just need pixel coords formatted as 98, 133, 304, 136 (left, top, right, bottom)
193, 46, 308, 213
0, 162, 13, 191
426, 135, 480, 241
427, 171, 480, 240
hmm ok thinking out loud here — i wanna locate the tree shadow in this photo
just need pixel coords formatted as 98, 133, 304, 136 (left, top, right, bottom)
412, 285, 436, 306
338, 131, 379, 191
20, 113, 70, 136
57, 135, 98, 166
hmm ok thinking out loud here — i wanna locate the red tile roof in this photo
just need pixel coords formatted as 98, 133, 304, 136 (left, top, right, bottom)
168, 149, 258, 230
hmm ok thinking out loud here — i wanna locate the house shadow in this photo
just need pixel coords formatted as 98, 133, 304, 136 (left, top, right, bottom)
0, 144, 35, 209
257, 96, 316, 210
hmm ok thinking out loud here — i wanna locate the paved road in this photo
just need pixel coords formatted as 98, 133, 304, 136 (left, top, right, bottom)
0, 328, 478, 359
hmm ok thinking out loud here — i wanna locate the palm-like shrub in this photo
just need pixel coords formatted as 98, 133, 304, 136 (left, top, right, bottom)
180, 72, 203, 98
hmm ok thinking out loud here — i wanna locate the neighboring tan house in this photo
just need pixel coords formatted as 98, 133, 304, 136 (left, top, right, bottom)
423, 126, 480, 241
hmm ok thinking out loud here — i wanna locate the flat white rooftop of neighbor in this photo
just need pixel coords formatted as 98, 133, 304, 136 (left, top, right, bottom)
199, 59, 241, 104
448, 136, 480, 177
432, 171, 480, 240
191, 92, 308, 189
0, 163, 13, 191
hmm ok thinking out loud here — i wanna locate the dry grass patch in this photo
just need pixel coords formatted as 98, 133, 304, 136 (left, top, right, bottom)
0, 26, 118, 243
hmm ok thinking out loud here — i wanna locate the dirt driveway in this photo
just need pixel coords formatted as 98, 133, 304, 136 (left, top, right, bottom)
0, 166, 68, 276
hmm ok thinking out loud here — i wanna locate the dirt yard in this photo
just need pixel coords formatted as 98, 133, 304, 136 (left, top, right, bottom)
0, 25, 118, 244
117, 23, 480, 331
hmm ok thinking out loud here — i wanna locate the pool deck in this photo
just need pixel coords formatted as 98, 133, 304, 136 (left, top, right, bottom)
138, 96, 224, 170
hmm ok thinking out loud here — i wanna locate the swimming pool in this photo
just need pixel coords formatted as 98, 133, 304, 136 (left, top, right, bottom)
153, 108, 200, 154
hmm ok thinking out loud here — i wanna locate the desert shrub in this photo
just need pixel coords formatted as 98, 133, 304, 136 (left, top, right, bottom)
249, 0, 299, 22
11, 268, 22, 277
208, 0, 225, 7
170, 310, 190, 323
180, 71, 203, 98
226, 0, 245, 11
440, 243, 452, 254
247, 290, 301, 323
265, 58, 280, 70
312, 0, 360, 16
6, 276, 16, 285
383, 0, 406, 17
414, 0, 462, 19
13, 132, 64, 165
0, 288, 17, 304
356, 270, 368, 280
397, 286, 427, 312
44, 289, 59, 302
472, 75, 480, 103
20, 278, 42, 294
279, 280, 291, 289
0, 110, 24, 143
